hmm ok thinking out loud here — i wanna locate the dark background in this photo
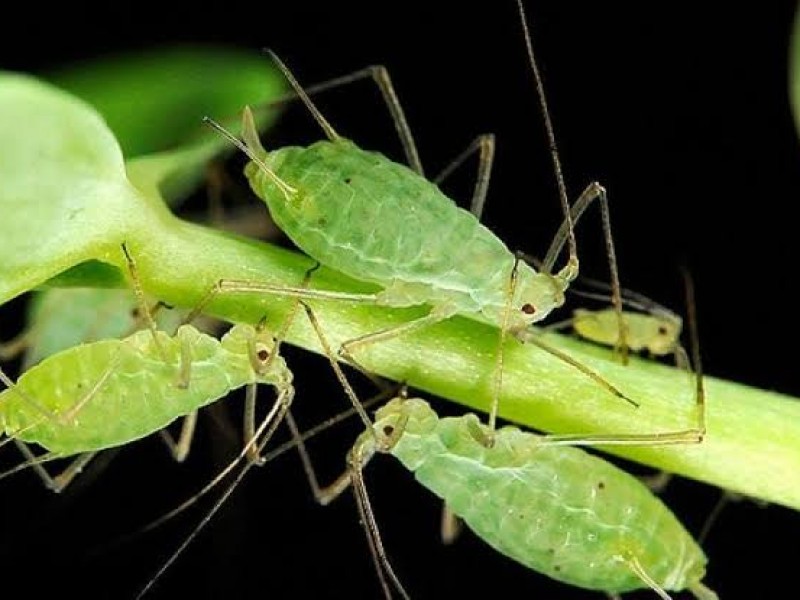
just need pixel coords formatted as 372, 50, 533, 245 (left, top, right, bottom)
1, 2, 798, 598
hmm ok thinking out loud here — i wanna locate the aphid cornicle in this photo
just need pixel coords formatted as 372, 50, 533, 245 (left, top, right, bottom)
339, 396, 717, 599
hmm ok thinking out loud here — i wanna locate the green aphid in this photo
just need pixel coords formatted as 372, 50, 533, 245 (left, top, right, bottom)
0, 323, 293, 486
342, 396, 717, 599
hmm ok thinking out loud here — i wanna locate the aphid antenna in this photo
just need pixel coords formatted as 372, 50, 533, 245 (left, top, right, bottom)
202, 113, 298, 202
265, 49, 342, 143
515, 0, 576, 275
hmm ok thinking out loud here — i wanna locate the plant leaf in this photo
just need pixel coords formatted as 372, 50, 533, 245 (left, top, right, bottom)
47, 45, 285, 157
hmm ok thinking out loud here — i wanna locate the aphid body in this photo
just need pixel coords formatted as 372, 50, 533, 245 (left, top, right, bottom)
573, 308, 682, 356
0, 324, 291, 455
246, 137, 569, 331
354, 397, 714, 597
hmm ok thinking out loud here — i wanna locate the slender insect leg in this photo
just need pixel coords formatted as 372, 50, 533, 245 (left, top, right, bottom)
158, 411, 198, 463
432, 133, 496, 220
618, 553, 672, 600
440, 503, 463, 545
284, 400, 410, 600
498, 272, 706, 447
184, 277, 380, 327
134, 384, 295, 600
339, 306, 452, 366
0, 331, 29, 361
123, 244, 224, 465
639, 471, 673, 493
188, 276, 399, 391
121, 243, 166, 360
263, 57, 423, 176
0, 363, 114, 493
12, 439, 97, 493
539, 182, 629, 362
515, 329, 639, 407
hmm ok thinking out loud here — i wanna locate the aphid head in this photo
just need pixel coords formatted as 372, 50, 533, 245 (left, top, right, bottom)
646, 313, 683, 355
510, 267, 566, 330
222, 324, 290, 384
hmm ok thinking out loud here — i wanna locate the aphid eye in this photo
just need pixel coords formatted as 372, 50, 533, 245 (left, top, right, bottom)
657, 325, 669, 336
597, 481, 606, 490
130, 307, 141, 318
382, 425, 395, 436
344, 177, 352, 184
521, 303, 536, 315
257, 348, 270, 362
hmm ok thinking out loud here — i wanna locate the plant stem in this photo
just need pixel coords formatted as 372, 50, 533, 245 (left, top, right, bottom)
85, 213, 800, 512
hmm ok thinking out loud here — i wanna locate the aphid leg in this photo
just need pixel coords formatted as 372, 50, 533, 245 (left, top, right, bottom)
539, 182, 628, 364
520, 272, 707, 446
483, 257, 522, 440
123, 244, 221, 464
300, 301, 377, 433
184, 276, 380, 327
439, 504, 463, 545
135, 383, 296, 600
616, 552, 672, 600
266, 53, 423, 176
638, 471, 673, 493
157, 411, 198, 463
12, 439, 96, 493
348, 444, 411, 600
516, 330, 640, 408
0, 330, 29, 361
688, 581, 720, 600
339, 305, 453, 369
284, 403, 410, 600
432, 133, 496, 219
516, 0, 628, 362
121, 243, 166, 361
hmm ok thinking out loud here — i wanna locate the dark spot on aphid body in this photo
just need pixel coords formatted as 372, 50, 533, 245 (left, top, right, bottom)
597, 481, 606, 490
317, 216, 328, 227
554, 565, 561, 572
344, 177, 352, 184
521, 303, 536, 315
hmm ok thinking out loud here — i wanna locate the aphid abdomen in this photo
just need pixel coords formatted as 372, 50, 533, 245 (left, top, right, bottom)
248, 140, 514, 311
385, 400, 708, 594
0, 327, 258, 455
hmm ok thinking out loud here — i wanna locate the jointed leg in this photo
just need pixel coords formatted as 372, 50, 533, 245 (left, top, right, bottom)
158, 411, 199, 463
433, 133, 496, 220
251, 62, 423, 175
0, 330, 29, 361
13, 439, 97, 493
539, 182, 628, 362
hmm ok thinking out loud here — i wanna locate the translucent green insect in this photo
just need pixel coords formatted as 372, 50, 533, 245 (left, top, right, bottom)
318, 394, 718, 600
573, 307, 683, 357
0, 245, 295, 491
133, 294, 709, 599
199, 0, 642, 437
0, 321, 293, 487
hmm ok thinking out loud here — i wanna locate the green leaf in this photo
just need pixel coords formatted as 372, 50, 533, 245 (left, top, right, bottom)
47, 45, 285, 158
0, 72, 156, 303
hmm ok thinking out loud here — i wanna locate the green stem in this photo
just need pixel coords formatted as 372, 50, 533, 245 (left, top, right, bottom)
94, 213, 800, 512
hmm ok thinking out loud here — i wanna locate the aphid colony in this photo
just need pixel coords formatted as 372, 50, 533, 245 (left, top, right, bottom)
0, 2, 716, 598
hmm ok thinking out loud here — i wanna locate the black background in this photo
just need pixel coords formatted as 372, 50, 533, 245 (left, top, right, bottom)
1, 2, 798, 599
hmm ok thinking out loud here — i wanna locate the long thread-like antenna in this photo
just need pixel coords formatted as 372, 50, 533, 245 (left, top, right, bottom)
516, 0, 577, 275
